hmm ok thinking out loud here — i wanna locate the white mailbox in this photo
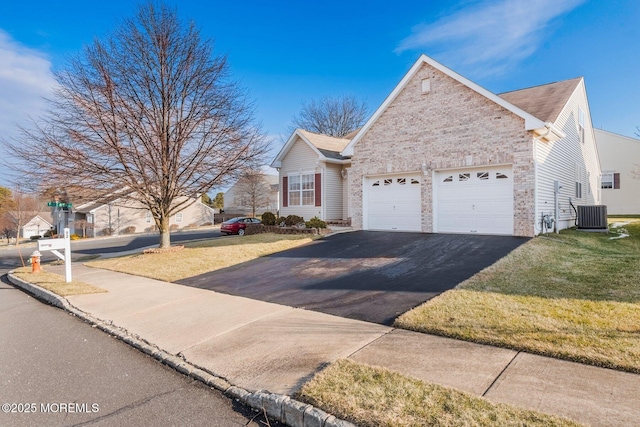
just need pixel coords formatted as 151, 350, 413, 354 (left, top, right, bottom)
37, 228, 72, 282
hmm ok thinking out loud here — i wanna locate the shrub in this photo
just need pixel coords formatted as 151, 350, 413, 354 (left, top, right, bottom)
284, 215, 305, 227
102, 227, 114, 236
276, 217, 287, 227
262, 212, 276, 226
43, 229, 54, 238
70, 234, 81, 240
122, 226, 136, 234
170, 224, 179, 231
305, 216, 327, 229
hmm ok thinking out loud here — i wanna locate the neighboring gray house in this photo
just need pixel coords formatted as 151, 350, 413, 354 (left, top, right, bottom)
273, 54, 601, 236
223, 174, 279, 216
594, 129, 640, 214
74, 193, 215, 237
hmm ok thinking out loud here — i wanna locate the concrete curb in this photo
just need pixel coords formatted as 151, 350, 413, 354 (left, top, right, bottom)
7, 272, 357, 427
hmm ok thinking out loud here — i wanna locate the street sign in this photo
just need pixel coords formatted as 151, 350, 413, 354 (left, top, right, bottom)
47, 202, 73, 208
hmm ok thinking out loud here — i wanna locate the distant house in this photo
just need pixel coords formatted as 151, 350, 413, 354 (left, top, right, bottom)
74, 193, 216, 237
272, 54, 602, 236
21, 213, 53, 239
223, 174, 279, 216
595, 129, 640, 214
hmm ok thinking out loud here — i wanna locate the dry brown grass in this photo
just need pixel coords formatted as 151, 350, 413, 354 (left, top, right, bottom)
396, 220, 640, 373
12, 267, 107, 296
85, 233, 316, 282
299, 359, 582, 427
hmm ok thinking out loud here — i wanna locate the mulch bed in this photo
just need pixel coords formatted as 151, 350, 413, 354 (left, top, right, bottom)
143, 245, 185, 254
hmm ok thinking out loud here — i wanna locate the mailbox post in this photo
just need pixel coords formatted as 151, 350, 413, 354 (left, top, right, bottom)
37, 228, 72, 283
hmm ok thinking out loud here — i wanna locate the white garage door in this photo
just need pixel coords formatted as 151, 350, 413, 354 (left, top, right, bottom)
365, 174, 421, 231
436, 166, 513, 235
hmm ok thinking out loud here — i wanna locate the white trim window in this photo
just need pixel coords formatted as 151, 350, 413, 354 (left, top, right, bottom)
174, 212, 183, 224
288, 173, 315, 206
575, 164, 584, 199
601, 171, 614, 189
145, 212, 152, 224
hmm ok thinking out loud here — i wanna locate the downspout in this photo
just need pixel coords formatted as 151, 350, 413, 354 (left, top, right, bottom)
532, 123, 554, 235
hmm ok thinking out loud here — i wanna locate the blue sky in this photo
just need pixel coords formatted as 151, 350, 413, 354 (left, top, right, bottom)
1, 0, 639, 186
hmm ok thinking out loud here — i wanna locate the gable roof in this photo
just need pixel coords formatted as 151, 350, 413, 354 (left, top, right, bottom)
342, 54, 566, 156
271, 128, 353, 168
23, 214, 53, 228
499, 78, 583, 123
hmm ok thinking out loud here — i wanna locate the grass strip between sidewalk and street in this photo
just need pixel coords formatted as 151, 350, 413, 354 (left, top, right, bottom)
12, 267, 107, 296
396, 218, 640, 373
298, 359, 582, 427
85, 233, 316, 282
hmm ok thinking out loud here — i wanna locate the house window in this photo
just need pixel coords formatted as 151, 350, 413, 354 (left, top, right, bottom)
477, 172, 489, 180
575, 164, 585, 199
443, 175, 453, 183
397, 178, 406, 185
288, 173, 314, 206
175, 212, 183, 224
601, 171, 620, 189
372, 180, 380, 187
578, 107, 585, 143
411, 178, 420, 184
459, 173, 470, 181
384, 179, 392, 186
145, 212, 152, 223
302, 174, 315, 205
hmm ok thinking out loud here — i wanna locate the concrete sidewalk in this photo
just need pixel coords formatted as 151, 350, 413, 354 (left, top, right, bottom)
41, 264, 640, 426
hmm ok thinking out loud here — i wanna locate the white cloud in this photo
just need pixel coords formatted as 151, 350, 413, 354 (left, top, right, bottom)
0, 29, 56, 138
395, 0, 585, 76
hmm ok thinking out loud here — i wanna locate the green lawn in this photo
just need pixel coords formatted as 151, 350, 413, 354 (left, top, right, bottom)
299, 359, 582, 427
395, 219, 640, 373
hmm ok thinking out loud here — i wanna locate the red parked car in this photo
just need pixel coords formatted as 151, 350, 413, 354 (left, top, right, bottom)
220, 217, 261, 236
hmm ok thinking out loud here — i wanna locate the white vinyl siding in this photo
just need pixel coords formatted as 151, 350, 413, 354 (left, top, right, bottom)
324, 163, 344, 220
279, 137, 322, 220
595, 129, 640, 214
534, 80, 600, 233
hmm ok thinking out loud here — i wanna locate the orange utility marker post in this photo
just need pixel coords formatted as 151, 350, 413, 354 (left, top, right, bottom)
37, 228, 72, 282
30, 250, 41, 273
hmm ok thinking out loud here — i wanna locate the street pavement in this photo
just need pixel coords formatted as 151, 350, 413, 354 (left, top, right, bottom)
0, 274, 282, 427
30, 262, 640, 427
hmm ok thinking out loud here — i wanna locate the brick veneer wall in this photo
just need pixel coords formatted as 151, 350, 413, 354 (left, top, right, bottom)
350, 62, 536, 237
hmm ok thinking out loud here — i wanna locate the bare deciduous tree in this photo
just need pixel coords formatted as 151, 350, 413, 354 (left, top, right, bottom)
290, 95, 368, 137
235, 170, 271, 217
2, 3, 269, 248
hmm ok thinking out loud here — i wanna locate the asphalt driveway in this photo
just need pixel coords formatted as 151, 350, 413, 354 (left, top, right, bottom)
176, 231, 528, 325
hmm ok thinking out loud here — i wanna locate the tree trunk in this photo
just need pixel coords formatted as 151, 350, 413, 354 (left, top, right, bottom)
158, 215, 171, 249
